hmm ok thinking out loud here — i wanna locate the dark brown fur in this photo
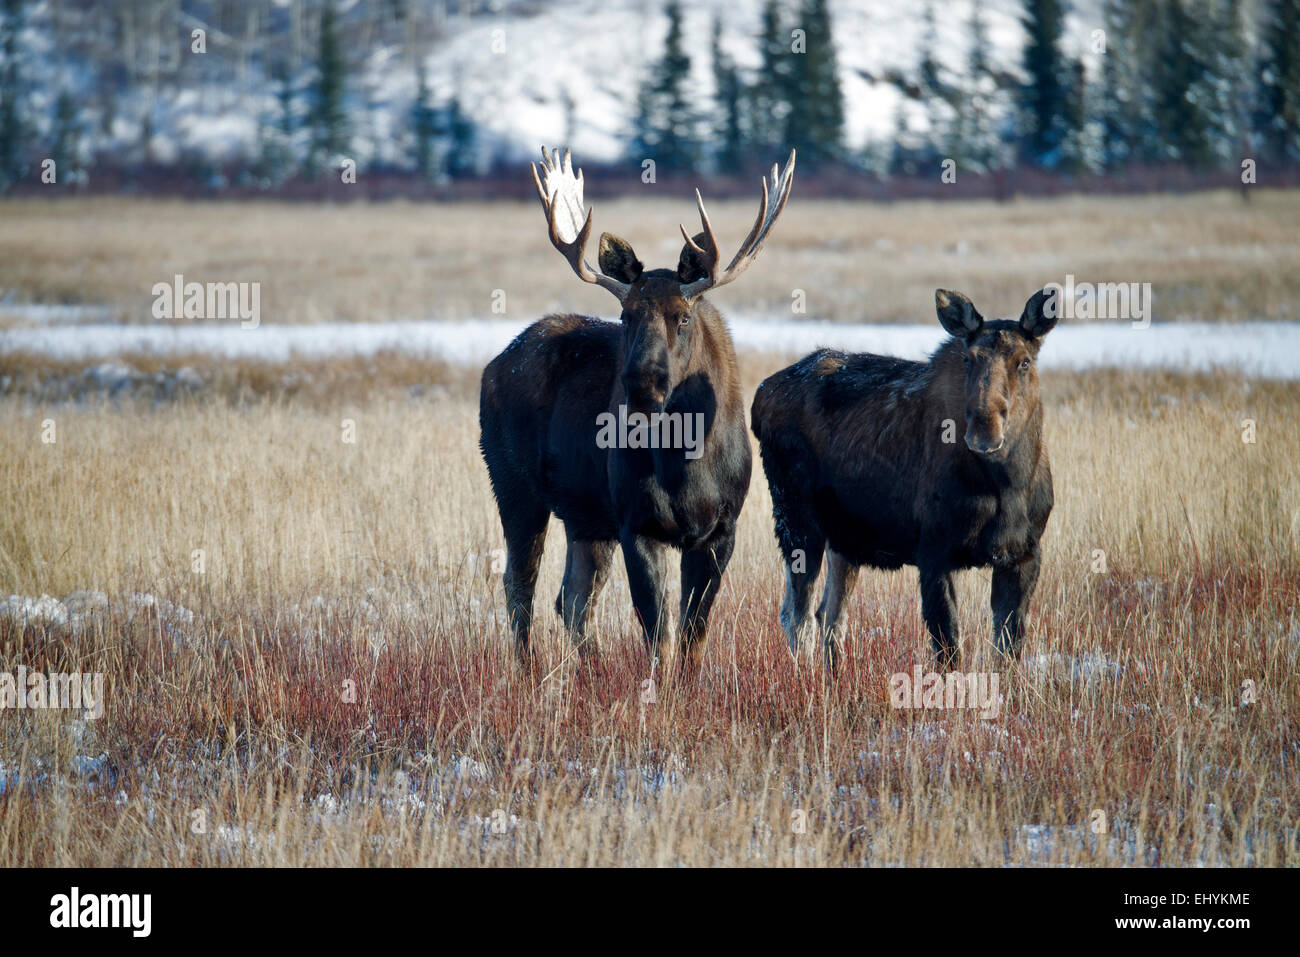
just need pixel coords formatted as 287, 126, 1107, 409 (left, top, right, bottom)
751, 288, 1058, 669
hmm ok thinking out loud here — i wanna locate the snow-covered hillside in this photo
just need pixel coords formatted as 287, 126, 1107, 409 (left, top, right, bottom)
414, 0, 1102, 165
19, 0, 1105, 172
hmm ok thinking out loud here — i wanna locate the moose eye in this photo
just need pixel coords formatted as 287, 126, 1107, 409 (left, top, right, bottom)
677, 313, 690, 328
1019, 358, 1031, 372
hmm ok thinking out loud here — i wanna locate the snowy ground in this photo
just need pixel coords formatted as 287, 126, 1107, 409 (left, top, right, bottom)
3, 316, 1296, 379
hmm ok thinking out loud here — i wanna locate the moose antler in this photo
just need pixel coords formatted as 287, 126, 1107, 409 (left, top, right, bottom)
531, 147, 630, 302
678, 150, 796, 299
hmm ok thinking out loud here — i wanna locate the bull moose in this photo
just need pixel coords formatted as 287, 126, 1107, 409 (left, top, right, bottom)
751, 288, 1058, 670
480, 147, 796, 669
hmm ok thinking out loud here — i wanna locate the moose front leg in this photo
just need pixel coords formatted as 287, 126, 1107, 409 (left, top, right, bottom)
678, 528, 736, 670
991, 547, 1041, 659
620, 530, 671, 663
918, 563, 960, 672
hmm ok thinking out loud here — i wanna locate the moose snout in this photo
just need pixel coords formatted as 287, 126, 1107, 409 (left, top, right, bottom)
964, 431, 1005, 455
965, 399, 1007, 455
622, 367, 669, 410
964, 416, 1006, 455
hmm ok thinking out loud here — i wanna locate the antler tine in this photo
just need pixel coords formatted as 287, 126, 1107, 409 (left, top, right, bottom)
740, 149, 796, 262
678, 188, 720, 257
530, 160, 547, 207
530, 145, 629, 302
680, 149, 795, 298
679, 224, 705, 254
722, 172, 771, 276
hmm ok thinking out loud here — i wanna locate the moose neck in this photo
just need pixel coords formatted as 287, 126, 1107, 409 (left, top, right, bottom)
689, 298, 743, 418
972, 403, 1043, 490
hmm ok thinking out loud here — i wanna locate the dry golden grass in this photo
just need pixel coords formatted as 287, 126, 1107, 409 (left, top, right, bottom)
3, 189, 1300, 325
1, 364, 1297, 866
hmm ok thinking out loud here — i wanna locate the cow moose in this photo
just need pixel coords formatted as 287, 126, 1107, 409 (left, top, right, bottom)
481, 147, 796, 670
750, 287, 1058, 670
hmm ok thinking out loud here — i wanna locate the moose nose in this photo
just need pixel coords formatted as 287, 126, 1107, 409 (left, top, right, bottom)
965, 435, 1005, 455
622, 369, 669, 409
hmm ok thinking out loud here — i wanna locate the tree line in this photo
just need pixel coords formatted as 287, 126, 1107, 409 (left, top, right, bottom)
1, 0, 1298, 193
634, 0, 1300, 177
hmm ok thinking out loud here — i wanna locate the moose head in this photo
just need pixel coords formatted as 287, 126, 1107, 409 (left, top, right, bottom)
934, 287, 1059, 457
532, 147, 795, 412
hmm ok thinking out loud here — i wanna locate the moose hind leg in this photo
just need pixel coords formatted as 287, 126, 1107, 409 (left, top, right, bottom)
816, 548, 859, 670
502, 504, 549, 666
556, 535, 616, 660
769, 481, 826, 657
778, 529, 824, 658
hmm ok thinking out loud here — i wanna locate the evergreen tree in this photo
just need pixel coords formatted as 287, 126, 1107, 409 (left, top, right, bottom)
887, 96, 912, 175
747, 0, 791, 158
711, 15, 744, 174
952, 0, 1010, 173
310, 0, 348, 170
1058, 57, 1102, 172
277, 63, 295, 147
412, 57, 438, 180
50, 88, 81, 180
1150, 0, 1242, 167
655, 1, 698, 170
784, 0, 844, 166
1189, 0, 1248, 167
0, 0, 28, 191
1151, 0, 1201, 162
917, 1, 953, 168
1096, 0, 1143, 168
257, 59, 297, 184
443, 95, 476, 178
630, 0, 698, 171
1018, 0, 1068, 165
918, 1, 943, 105
1257, 0, 1300, 162
1124, 0, 1168, 164
628, 77, 656, 161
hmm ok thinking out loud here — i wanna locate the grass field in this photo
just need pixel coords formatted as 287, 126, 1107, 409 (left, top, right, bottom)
1, 350, 1297, 865
2, 191, 1298, 867
4, 189, 1300, 325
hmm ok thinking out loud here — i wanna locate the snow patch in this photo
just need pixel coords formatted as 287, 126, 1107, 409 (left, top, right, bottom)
0, 591, 194, 640
1024, 650, 1124, 685
5, 318, 1297, 380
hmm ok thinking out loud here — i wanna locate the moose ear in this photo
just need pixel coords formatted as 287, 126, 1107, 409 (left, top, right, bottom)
1019, 287, 1060, 339
935, 289, 983, 338
677, 231, 710, 285
598, 233, 643, 284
